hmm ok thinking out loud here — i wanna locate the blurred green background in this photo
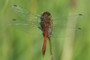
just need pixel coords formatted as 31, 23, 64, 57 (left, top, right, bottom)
0, 0, 90, 60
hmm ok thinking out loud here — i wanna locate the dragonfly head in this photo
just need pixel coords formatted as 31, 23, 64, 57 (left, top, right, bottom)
41, 11, 51, 20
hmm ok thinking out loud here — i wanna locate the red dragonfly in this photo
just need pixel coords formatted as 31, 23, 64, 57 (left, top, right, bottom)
38, 12, 53, 58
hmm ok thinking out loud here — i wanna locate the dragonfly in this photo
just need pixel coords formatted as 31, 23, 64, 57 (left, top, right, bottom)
39, 11, 53, 58
11, 5, 83, 60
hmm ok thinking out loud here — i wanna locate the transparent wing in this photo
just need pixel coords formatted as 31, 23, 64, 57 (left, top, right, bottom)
11, 5, 41, 28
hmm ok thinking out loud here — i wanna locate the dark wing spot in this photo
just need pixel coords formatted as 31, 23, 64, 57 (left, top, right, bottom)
13, 5, 17, 7
78, 27, 82, 30
79, 14, 83, 16
12, 19, 16, 21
